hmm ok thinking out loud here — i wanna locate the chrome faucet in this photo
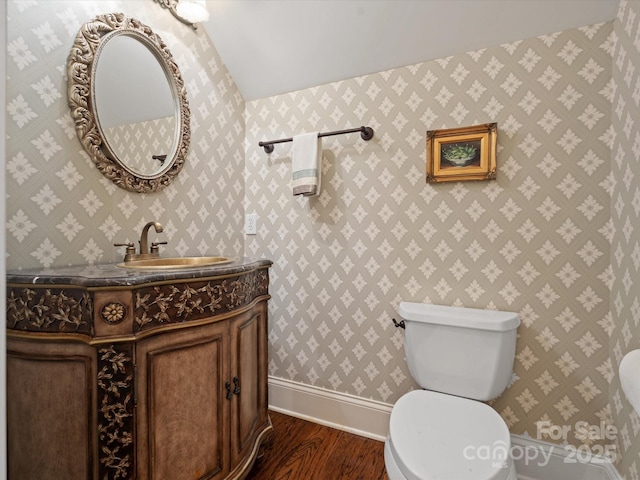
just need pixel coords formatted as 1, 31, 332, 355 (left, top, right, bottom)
114, 221, 167, 262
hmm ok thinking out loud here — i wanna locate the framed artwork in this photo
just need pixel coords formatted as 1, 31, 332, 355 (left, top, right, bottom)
426, 123, 497, 183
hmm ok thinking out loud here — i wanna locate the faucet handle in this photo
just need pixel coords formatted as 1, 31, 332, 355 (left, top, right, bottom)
114, 242, 135, 254
114, 242, 136, 261
150, 241, 168, 254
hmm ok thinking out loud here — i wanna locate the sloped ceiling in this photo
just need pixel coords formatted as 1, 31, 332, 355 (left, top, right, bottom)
203, 0, 620, 101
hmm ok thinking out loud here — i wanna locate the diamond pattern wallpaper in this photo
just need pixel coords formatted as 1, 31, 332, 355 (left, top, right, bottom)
611, 1, 640, 478
245, 21, 616, 451
5, 0, 640, 476
104, 116, 175, 174
6, 0, 246, 269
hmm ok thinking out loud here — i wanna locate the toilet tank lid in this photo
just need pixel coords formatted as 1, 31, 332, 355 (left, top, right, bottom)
398, 302, 520, 332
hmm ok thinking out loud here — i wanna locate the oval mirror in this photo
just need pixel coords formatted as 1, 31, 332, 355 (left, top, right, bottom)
67, 13, 190, 193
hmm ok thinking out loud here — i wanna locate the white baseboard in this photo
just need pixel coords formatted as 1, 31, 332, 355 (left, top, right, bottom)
267, 376, 622, 480
268, 376, 392, 442
510, 435, 623, 480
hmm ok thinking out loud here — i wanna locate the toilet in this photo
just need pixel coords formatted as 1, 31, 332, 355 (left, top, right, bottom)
384, 302, 521, 480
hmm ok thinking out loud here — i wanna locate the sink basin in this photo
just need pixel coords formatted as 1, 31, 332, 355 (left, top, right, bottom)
117, 256, 233, 270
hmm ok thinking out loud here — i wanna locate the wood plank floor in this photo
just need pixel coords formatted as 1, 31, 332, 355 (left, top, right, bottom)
248, 411, 389, 480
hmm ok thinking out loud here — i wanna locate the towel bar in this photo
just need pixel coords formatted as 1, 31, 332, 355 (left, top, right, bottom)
259, 126, 374, 153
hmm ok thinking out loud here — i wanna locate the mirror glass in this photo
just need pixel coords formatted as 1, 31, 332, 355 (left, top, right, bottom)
68, 13, 190, 193
94, 34, 177, 178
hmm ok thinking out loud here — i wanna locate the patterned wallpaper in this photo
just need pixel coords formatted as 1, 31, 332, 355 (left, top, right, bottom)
104, 116, 175, 175
611, 1, 640, 477
245, 23, 615, 449
7, 0, 640, 474
5, 0, 245, 269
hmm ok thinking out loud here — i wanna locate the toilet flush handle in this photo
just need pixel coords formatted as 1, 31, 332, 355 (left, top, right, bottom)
392, 318, 405, 329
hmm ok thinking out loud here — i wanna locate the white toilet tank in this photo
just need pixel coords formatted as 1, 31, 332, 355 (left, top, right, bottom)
398, 302, 520, 401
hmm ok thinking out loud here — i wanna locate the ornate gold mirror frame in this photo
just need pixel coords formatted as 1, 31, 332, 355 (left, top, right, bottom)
67, 13, 190, 193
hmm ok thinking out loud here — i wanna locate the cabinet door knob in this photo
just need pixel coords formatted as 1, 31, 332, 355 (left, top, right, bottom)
233, 376, 240, 395
225, 381, 232, 400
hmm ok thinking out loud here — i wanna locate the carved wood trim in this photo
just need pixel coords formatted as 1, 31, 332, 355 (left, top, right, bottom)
6, 287, 93, 334
6, 268, 270, 336
97, 343, 135, 480
100, 302, 127, 324
133, 269, 269, 332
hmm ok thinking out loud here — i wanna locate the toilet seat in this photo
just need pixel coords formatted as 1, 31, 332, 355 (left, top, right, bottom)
387, 390, 513, 480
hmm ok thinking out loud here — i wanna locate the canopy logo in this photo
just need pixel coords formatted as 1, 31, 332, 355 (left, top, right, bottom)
463, 440, 554, 468
463, 421, 618, 468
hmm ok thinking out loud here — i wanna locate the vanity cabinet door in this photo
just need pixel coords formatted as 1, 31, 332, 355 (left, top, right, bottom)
7, 339, 97, 480
136, 321, 230, 480
228, 300, 270, 470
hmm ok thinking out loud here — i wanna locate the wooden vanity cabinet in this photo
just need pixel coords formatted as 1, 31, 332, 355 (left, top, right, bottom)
136, 302, 269, 480
6, 261, 272, 480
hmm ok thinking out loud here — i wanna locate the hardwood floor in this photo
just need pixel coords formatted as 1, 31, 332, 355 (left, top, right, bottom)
248, 411, 389, 480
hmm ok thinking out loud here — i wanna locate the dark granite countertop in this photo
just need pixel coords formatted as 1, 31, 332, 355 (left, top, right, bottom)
6, 257, 272, 288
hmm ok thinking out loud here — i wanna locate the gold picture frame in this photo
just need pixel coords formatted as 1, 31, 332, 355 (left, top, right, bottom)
426, 123, 497, 183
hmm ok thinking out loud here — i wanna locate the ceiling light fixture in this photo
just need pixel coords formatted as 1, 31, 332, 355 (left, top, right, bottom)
153, 0, 210, 30
176, 0, 210, 24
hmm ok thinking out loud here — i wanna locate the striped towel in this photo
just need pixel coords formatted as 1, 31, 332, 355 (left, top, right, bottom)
292, 132, 322, 196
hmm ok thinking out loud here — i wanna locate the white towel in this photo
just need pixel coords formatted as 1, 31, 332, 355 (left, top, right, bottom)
292, 132, 322, 196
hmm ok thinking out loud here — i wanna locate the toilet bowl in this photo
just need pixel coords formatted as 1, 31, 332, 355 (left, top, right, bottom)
384, 303, 520, 480
384, 390, 516, 480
